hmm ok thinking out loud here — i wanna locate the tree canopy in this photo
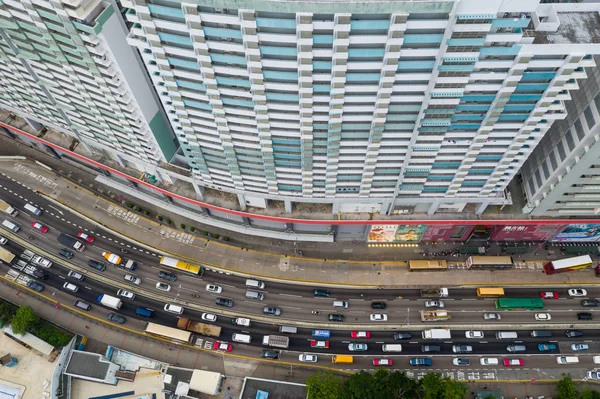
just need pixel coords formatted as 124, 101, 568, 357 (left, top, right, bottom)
11, 305, 38, 334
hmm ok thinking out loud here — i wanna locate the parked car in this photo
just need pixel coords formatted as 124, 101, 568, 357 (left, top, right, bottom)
26, 280, 44, 292
409, 358, 432, 366
587, 371, 600, 380
107, 313, 125, 324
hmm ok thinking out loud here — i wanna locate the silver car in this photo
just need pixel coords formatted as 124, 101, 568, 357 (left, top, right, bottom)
348, 343, 368, 351
123, 274, 141, 285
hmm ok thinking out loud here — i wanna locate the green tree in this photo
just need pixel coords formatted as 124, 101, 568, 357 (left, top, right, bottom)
390, 371, 420, 398
581, 390, 600, 399
342, 370, 375, 399
440, 377, 468, 399
420, 373, 444, 399
306, 371, 342, 399
0, 302, 15, 326
555, 373, 579, 399
11, 306, 39, 334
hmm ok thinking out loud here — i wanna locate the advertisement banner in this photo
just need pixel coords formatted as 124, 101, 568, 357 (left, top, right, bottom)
552, 224, 600, 242
367, 225, 427, 242
368, 225, 398, 242
491, 225, 564, 241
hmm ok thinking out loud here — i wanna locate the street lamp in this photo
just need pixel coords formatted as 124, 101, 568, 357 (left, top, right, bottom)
174, 284, 182, 302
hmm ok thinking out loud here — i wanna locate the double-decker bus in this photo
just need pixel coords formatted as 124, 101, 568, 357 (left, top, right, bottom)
466, 256, 513, 270
476, 287, 505, 298
408, 260, 448, 272
144, 322, 194, 343
543, 255, 594, 275
495, 298, 544, 311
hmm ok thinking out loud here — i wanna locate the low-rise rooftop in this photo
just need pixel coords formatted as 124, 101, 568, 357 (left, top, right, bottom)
534, 12, 600, 44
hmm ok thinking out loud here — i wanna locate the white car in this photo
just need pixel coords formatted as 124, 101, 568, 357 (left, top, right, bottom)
465, 330, 484, 339
483, 313, 501, 320
116, 289, 135, 300
206, 284, 222, 294
299, 354, 318, 363
370, 313, 388, 322
32, 255, 52, 268
156, 282, 171, 291
201, 313, 217, 322
588, 371, 600, 380
568, 288, 587, 297
424, 300, 444, 308
123, 274, 141, 285
594, 356, 600, 364
534, 313, 551, 321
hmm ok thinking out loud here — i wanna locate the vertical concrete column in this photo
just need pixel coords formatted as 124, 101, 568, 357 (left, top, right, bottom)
24, 118, 43, 131
284, 200, 292, 213
427, 200, 441, 216
332, 201, 340, 216
476, 200, 490, 216
191, 181, 205, 200
236, 193, 247, 211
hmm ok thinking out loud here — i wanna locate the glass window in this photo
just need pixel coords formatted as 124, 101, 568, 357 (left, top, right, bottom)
528, 178, 536, 195
565, 130, 575, 151
535, 168, 543, 187
542, 160, 550, 179
594, 93, 600, 114
556, 141, 566, 160
584, 106, 596, 129
574, 119, 585, 140
549, 152, 558, 170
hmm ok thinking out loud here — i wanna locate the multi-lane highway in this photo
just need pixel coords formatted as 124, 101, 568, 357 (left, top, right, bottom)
1, 175, 599, 372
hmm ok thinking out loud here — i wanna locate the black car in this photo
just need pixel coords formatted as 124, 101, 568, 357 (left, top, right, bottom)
158, 271, 177, 281
421, 345, 441, 353
393, 332, 412, 340
58, 248, 74, 259
107, 313, 126, 324
313, 289, 330, 297
577, 312, 593, 320
565, 330, 584, 338
328, 314, 345, 322
260, 350, 279, 359
580, 299, 600, 307
27, 280, 44, 292
215, 297, 233, 308
371, 302, 387, 309
32, 269, 48, 280
88, 259, 106, 271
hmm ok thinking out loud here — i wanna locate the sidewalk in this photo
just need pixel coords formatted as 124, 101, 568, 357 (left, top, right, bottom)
1, 159, 594, 287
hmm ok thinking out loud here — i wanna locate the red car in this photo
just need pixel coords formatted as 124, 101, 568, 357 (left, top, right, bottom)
77, 232, 95, 243
213, 341, 232, 352
373, 358, 392, 366
351, 331, 371, 339
32, 221, 48, 233
503, 358, 523, 367
310, 340, 329, 349
540, 291, 559, 299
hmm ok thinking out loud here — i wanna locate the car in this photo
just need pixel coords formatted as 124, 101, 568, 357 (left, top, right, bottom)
215, 298, 233, 308
578, 312, 593, 320
351, 331, 371, 339
67, 270, 84, 281
26, 280, 44, 292
158, 271, 177, 281
540, 291, 559, 299
371, 301, 387, 309
348, 343, 368, 351
213, 341, 232, 352
393, 332, 412, 340
263, 306, 281, 316
116, 289, 135, 300
596, 265, 600, 277
421, 345, 441, 353
32, 221, 48, 233
503, 358, 523, 367
424, 300, 444, 308
32, 269, 48, 280
587, 371, 600, 380
206, 284, 222, 293
565, 330, 584, 338
535, 313, 552, 321
370, 313, 388, 322
58, 248, 73, 259
201, 313, 217, 322
452, 358, 471, 366
310, 340, 329, 349
299, 354, 318, 363
373, 358, 392, 366
313, 289, 330, 297
452, 345, 473, 353
409, 358, 432, 366
580, 299, 600, 307
123, 274, 141, 285
260, 350, 279, 359
571, 343, 589, 352
568, 288, 587, 297
328, 314, 345, 322
88, 260, 105, 271
594, 356, 600, 364
107, 313, 125, 324
538, 343, 557, 352
465, 330, 484, 339
32, 255, 52, 268
483, 313, 501, 320
156, 282, 171, 291
0, 235, 7, 245
77, 232, 95, 243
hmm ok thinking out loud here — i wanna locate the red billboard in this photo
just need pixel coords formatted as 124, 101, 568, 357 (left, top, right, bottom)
490, 225, 564, 241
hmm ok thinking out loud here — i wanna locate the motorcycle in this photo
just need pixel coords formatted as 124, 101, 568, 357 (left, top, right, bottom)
191, 293, 200, 298
120, 248, 129, 254
311, 310, 320, 315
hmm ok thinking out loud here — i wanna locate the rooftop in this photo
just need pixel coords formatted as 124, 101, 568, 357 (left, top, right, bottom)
534, 12, 600, 44
65, 351, 119, 384
240, 378, 306, 399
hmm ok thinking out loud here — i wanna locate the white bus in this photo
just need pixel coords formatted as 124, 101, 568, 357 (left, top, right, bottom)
543, 255, 593, 275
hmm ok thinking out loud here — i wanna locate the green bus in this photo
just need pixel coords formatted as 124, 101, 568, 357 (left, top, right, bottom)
495, 298, 544, 310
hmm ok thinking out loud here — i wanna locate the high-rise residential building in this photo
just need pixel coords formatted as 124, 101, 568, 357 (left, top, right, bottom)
0, 0, 176, 166
521, 56, 600, 216
2, 0, 600, 216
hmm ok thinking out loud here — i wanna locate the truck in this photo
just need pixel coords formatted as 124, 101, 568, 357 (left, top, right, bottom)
58, 233, 86, 252
420, 310, 451, 321
262, 335, 290, 349
0, 200, 18, 217
97, 294, 123, 310
5, 269, 30, 287
20, 249, 35, 261
177, 317, 222, 337
0, 247, 15, 264
102, 252, 137, 270
422, 328, 451, 340
420, 288, 449, 298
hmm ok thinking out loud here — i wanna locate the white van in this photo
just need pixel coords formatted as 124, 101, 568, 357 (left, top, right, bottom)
245, 290, 264, 300
495, 331, 518, 340
164, 304, 184, 314
279, 326, 297, 334
2, 219, 20, 232
24, 204, 42, 216
63, 282, 79, 293
382, 344, 403, 352
245, 279, 265, 289
232, 333, 251, 343
480, 358, 499, 366
232, 317, 251, 327
556, 356, 579, 364
333, 301, 349, 308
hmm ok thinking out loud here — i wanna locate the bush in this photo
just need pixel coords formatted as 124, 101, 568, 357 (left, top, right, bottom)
126, 203, 134, 208
31, 322, 72, 347
212, 233, 219, 239
180, 223, 186, 229
143, 210, 150, 216
204, 231, 210, 237
134, 206, 141, 212
223, 236, 229, 241
189, 226, 196, 232
157, 215, 163, 221
0, 302, 15, 326
166, 218, 172, 224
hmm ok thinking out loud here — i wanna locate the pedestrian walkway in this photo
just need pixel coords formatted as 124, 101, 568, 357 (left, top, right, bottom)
0, 159, 592, 287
